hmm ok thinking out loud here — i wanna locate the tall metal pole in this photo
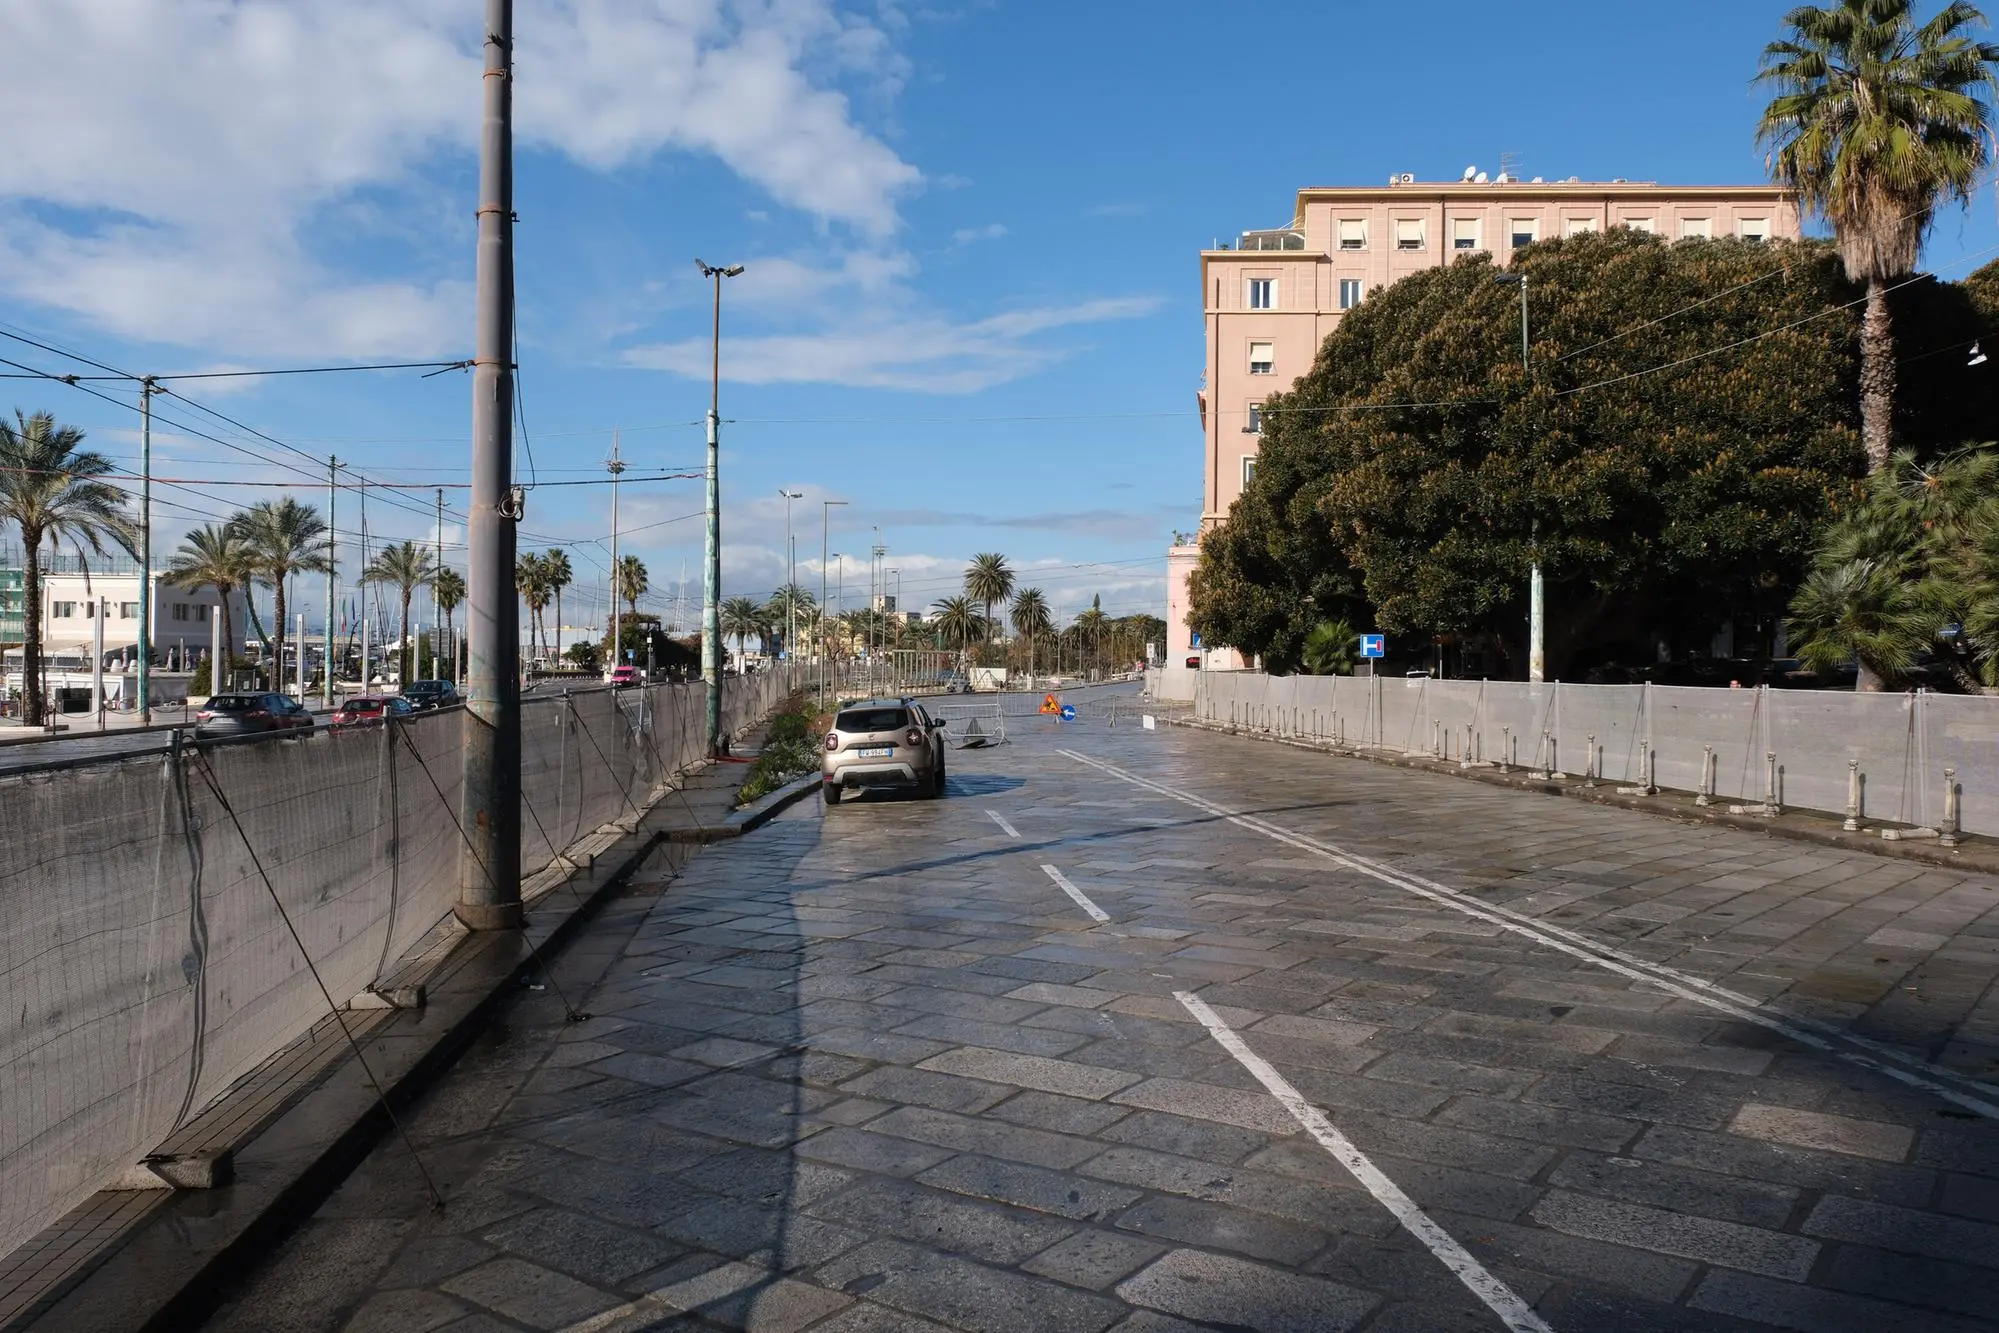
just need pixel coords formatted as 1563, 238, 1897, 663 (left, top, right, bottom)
433, 487, 444, 680
138, 378, 155, 724
820, 499, 845, 708
779, 489, 801, 661
696, 259, 743, 756
324, 457, 337, 705
608, 430, 624, 671
457, 0, 521, 931
1519, 276, 1542, 685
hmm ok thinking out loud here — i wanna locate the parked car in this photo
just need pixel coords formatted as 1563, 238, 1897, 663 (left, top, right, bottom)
330, 696, 414, 729
400, 679, 459, 712
195, 692, 315, 739
608, 665, 643, 688
821, 697, 946, 804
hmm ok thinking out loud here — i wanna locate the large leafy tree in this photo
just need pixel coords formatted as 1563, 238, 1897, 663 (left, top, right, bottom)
1757, 0, 1999, 470
230, 497, 331, 694
515, 552, 551, 663
365, 540, 436, 685
719, 595, 767, 660
930, 595, 981, 652
963, 553, 1014, 639
166, 522, 251, 676
434, 567, 465, 678
543, 548, 573, 659
1192, 232, 1869, 677
765, 582, 817, 656
0, 411, 136, 724
615, 555, 648, 622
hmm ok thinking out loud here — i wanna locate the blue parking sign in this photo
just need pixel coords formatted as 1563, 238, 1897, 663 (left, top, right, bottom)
1360, 634, 1385, 658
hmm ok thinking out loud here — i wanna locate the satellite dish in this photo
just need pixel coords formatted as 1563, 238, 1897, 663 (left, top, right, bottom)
1463, 166, 1478, 181
1475, 171, 1490, 184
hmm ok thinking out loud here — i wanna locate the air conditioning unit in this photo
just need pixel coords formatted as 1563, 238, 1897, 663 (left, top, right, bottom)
1400, 173, 1416, 184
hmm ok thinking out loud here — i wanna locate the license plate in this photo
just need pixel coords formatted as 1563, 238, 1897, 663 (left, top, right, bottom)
856, 746, 894, 758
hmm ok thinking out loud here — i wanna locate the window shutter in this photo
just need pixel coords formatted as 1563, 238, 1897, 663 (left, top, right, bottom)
1338, 219, 1366, 245
1452, 218, 1478, 243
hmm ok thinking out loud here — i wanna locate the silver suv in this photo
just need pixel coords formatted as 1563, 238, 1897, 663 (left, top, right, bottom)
822, 698, 946, 804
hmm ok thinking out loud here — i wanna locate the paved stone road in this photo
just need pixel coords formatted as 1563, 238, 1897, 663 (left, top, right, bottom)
201, 715, 1999, 1332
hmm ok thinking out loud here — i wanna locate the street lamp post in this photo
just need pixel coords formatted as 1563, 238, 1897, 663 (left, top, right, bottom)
820, 499, 846, 707
695, 259, 744, 757
779, 488, 802, 664
1494, 271, 1541, 683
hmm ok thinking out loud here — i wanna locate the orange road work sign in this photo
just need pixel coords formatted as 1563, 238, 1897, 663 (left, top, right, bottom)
1040, 693, 1062, 714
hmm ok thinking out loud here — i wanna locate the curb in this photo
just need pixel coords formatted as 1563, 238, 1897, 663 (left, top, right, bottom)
24, 769, 763, 1333
665, 772, 822, 843
1167, 716, 1999, 875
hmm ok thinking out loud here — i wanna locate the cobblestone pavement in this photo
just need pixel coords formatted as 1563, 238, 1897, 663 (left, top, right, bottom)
201, 716, 1999, 1333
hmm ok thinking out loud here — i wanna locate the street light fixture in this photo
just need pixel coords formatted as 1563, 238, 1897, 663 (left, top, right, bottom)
1494, 271, 1542, 684
695, 258, 744, 756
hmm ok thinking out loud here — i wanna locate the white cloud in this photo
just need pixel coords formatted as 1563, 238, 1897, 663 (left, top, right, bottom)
950, 222, 1008, 244
621, 295, 1162, 392
0, 0, 919, 356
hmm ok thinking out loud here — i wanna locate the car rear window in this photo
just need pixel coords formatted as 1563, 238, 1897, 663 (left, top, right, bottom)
836, 707, 908, 733
205, 695, 259, 711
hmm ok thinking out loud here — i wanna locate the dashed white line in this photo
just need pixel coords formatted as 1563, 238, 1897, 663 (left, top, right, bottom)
1041, 863, 1111, 922
985, 809, 1020, 838
1174, 991, 1554, 1333
1064, 748, 1999, 1122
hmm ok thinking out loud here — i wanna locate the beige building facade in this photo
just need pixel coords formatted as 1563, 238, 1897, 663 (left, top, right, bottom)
1169, 172, 1800, 670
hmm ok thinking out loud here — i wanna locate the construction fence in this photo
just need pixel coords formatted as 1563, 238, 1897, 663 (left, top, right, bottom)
0, 669, 801, 1264
1196, 672, 1999, 838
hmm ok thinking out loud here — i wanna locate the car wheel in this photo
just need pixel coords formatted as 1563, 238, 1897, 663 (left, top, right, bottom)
930, 760, 947, 799
823, 782, 842, 806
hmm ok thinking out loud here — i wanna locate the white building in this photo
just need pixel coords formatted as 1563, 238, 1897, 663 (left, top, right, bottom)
33, 570, 246, 667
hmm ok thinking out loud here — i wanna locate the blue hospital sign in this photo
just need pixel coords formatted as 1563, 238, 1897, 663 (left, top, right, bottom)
1360, 634, 1386, 658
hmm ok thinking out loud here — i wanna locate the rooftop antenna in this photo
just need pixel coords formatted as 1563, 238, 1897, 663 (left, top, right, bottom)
1499, 150, 1524, 181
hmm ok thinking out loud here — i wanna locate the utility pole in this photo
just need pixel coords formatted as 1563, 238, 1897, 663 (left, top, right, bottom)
457, 0, 521, 931
1495, 271, 1541, 682
695, 258, 743, 756
820, 498, 846, 708
608, 430, 624, 672
324, 458, 338, 706
138, 377, 155, 724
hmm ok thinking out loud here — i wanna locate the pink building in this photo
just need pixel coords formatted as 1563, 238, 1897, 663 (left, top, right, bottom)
1167, 171, 1801, 672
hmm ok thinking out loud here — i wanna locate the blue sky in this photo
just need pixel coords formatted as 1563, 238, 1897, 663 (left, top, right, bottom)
3, 0, 1996, 635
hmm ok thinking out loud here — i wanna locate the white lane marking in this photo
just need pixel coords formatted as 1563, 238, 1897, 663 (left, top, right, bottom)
1063, 749, 1999, 1121
1042, 863, 1111, 922
986, 809, 1020, 838
1175, 991, 1554, 1333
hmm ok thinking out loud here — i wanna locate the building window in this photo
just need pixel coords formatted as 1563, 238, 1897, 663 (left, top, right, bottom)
172, 603, 189, 622
1338, 219, 1367, 251
53, 601, 75, 619
1739, 217, 1769, 242
1623, 217, 1656, 234
118, 602, 138, 619
1244, 403, 1264, 434
1242, 456, 1257, 486
1509, 218, 1539, 248
1564, 217, 1598, 238
79, 602, 93, 619
196, 604, 210, 622
1248, 341, 1274, 375
1452, 218, 1480, 251
1680, 217, 1712, 240
1338, 278, 1364, 310
1246, 278, 1275, 310
1394, 218, 1425, 251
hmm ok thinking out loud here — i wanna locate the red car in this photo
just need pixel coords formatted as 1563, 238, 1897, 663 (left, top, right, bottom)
331, 696, 414, 729
608, 666, 643, 688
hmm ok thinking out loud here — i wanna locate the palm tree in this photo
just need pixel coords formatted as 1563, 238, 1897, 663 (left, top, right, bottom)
932, 595, 982, 653
365, 541, 437, 685
515, 552, 551, 664
720, 595, 765, 661
964, 553, 1015, 641
166, 523, 251, 681
231, 497, 331, 693
1074, 595, 1109, 672
543, 548, 573, 660
1757, 0, 1999, 470
434, 567, 465, 679
765, 583, 817, 658
1302, 618, 1360, 675
1788, 556, 1939, 689
0, 411, 136, 724
615, 555, 648, 624
1010, 587, 1052, 682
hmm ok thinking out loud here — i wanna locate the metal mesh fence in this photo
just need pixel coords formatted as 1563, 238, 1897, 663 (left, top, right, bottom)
1196, 672, 1999, 836
0, 668, 800, 1262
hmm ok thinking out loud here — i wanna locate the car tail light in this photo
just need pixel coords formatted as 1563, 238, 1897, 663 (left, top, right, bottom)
247, 707, 271, 719
824, 732, 840, 751
905, 727, 924, 747
197, 710, 212, 720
